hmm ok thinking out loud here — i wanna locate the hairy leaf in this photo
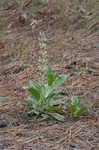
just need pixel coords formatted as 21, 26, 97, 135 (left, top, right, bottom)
75, 104, 92, 117
51, 113, 65, 121
51, 98, 67, 106
46, 106, 59, 112
28, 87, 40, 101
51, 75, 67, 90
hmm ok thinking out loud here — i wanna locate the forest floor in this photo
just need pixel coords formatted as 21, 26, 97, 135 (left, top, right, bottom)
0, 0, 99, 150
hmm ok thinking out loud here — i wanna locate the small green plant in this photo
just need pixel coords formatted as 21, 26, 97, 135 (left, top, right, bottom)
24, 32, 67, 121
69, 96, 92, 117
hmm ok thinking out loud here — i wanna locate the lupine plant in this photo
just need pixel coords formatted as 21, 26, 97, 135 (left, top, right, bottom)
24, 32, 67, 121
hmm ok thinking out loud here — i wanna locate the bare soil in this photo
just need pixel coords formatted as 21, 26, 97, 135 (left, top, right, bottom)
0, 0, 99, 150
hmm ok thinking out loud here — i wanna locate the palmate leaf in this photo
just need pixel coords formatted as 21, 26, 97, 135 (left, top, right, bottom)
50, 113, 65, 121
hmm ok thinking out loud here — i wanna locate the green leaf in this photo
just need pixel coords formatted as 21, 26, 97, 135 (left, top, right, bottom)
51, 113, 65, 121
47, 66, 57, 86
51, 98, 67, 106
32, 105, 40, 115
46, 106, 59, 112
40, 84, 46, 98
46, 75, 66, 96
71, 96, 83, 107
22, 103, 32, 107
47, 73, 54, 86
69, 103, 77, 113
25, 97, 34, 102
46, 90, 62, 103
41, 114, 49, 120
47, 66, 52, 74
25, 97, 38, 105
28, 87, 40, 101
75, 104, 92, 117
24, 81, 40, 101
27, 109, 34, 114
51, 75, 67, 90
29, 80, 40, 92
